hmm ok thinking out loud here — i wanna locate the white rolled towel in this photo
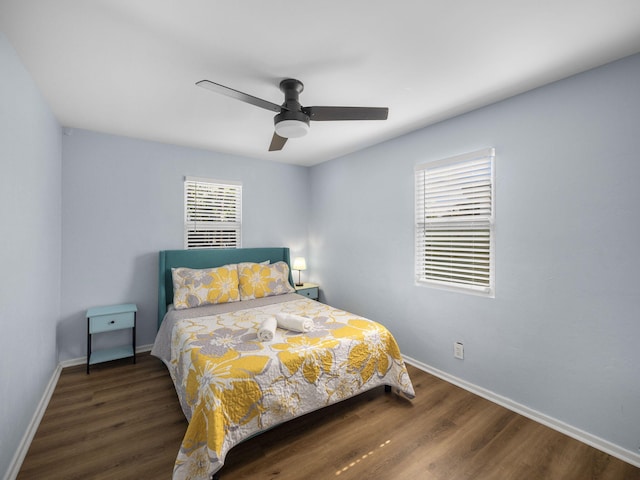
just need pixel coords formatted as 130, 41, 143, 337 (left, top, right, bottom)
258, 317, 277, 342
275, 313, 313, 333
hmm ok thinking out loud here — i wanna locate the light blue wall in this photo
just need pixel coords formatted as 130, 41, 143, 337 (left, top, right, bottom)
60, 130, 310, 360
0, 33, 61, 476
309, 54, 640, 455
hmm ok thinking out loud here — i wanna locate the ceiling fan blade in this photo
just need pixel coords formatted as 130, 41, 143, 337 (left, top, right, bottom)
304, 106, 388, 121
196, 80, 284, 113
268, 132, 288, 151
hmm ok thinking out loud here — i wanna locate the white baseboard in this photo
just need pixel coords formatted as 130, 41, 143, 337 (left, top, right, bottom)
58, 344, 153, 368
3, 344, 154, 480
403, 355, 640, 469
3, 364, 62, 480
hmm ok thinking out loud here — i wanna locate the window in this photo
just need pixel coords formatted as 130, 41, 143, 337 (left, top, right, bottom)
415, 148, 495, 296
184, 177, 242, 249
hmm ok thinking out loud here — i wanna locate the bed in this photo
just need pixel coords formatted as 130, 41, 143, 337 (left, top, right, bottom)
151, 247, 415, 480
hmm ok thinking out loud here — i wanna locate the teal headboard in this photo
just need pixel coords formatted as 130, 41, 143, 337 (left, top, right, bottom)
158, 247, 293, 328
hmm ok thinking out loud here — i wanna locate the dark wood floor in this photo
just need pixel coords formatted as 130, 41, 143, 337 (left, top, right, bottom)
17, 353, 640, 480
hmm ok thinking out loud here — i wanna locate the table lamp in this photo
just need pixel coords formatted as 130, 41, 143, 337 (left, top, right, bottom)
292, 257, 307, 286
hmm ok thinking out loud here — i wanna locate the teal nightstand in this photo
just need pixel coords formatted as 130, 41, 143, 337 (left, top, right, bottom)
295, 283, 319, 301
86, 303, 137, 374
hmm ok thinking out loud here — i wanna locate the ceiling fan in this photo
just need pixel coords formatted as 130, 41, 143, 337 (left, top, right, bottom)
196, 78, 389, 151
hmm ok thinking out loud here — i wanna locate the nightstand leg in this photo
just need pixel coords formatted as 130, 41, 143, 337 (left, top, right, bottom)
132, 313, 136, 365
86, 319, 91, 374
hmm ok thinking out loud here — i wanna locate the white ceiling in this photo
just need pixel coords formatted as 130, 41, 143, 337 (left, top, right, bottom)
1, 1, 640, 166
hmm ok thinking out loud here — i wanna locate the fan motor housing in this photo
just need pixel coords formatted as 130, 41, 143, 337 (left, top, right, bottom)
274, 109, 310, 126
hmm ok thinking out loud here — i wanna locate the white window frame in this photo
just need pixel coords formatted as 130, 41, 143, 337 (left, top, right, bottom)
415, 148, 495, 296
184, 176, 242, 249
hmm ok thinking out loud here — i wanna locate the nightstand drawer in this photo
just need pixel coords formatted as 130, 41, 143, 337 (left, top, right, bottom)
297, 287, 319, 300
89, 312, 135, 333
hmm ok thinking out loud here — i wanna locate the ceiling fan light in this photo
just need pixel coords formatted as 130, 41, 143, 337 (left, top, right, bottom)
275, 119, 309, 138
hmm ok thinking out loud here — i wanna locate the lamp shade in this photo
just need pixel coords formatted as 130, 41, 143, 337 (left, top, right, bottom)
292, 257, 307, 271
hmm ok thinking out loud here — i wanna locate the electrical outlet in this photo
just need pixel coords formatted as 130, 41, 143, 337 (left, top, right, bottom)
454, 342, 464, 360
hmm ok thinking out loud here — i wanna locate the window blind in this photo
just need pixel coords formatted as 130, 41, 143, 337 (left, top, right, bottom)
184, 177, 242, 249
415, 148, 494, 294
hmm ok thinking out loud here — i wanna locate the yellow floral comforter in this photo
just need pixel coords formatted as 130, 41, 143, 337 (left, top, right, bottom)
163, 296, 415, 480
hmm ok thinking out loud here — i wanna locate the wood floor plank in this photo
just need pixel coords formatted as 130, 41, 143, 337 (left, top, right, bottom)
17, 354, 640, 480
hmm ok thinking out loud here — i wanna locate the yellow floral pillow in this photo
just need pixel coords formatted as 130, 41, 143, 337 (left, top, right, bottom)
238, 261, 295, 300
172, 264, 240, 309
